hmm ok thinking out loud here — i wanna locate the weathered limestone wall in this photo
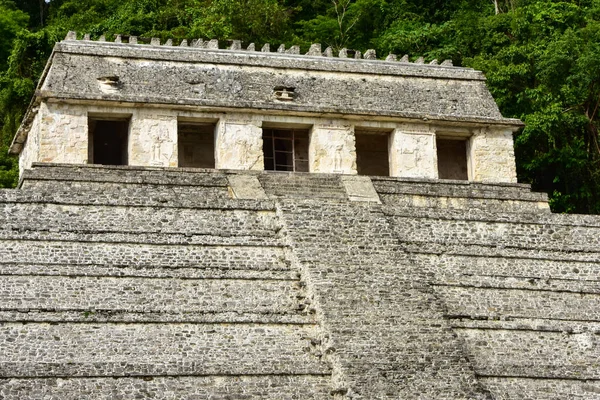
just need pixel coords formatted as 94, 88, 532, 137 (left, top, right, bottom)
128, 109, 178, 167
389, 123, 437, 178
215, 116, 263, 170
309, 123, 357, 174
469, 127, 517, 183
18, 112, 41, 174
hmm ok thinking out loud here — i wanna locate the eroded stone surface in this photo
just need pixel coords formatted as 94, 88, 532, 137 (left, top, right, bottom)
340, 175, 380, 202
228, 174, 268, 199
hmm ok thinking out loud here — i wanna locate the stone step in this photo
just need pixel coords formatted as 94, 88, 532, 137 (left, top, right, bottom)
0, 230, 286, 246
458, 328, 600, 380
21, 180, 230, 201
0, 188, 273, 210
21, 163, 229, 188
413, 253, 600, 282
277, 201, 489, 399
372, 176, 547, 202
0, 240, 290, 271
436, 285, 600, 322
0, 375, 333, 400
0, 203, 281, 237
379, 192, 549, 213
402, 242, 600, 263
0, 310, 316, 324
388, 215, 600, 252
383, 203, 600, 226
0, 262, 298, 280
0, 276, 306, 318
435, 274, 600, 293
449, 317, 600, 333
258, 173, 347, 200
480, 377, 600, 400
0, 323, 329, 377
282, 201, 400, 262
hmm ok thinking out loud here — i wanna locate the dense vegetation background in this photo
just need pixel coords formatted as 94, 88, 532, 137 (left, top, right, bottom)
1, 0, 599, 213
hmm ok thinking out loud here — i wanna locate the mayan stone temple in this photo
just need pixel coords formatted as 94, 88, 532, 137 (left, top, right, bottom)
1, 31, 599, 399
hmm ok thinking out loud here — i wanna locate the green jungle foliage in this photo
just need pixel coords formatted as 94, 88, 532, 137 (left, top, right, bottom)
1, 0, 599, 213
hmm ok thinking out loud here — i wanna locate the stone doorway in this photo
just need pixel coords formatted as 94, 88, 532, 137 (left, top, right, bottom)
436, 138, 469, 180
355, 130, 390, 176
263, 128, 309, 172
178, 123, 216, 168
88, 118, 129, 165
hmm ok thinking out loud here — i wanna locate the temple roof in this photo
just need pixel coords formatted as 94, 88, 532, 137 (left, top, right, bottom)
10, 32, 522, 154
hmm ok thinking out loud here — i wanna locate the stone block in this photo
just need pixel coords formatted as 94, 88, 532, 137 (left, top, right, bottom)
19, 112, 41, 174
215, 118, 264, 170
469, 127, 517, 183
389, 125, 436, 178
128, 110, 177, 167
227, 174, 268, 199
0, 376, 333, 400
341, 175, 381, 203
309, 124, 357, 174
37, 102, 88, 165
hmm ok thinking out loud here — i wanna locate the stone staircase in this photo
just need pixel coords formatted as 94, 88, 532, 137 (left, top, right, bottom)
0, 164, 332, 399
278, 198, 493, 399
371, 175, 550, 213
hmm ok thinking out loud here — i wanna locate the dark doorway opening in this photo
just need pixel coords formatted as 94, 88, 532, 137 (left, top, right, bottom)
89, 119, 129, 165
263, 128, 309, 172
178, 123, 216, 168
437, 138, 468, 180
355, 131, 390, 176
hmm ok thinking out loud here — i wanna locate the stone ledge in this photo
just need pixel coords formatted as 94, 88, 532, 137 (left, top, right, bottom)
0, 275, 304, 315
0, 203, 281, 237
0, 240, 291, 270
0, 323, 331, 377
412, 253, 600, 282
384, 205, 600, 227
460, 328, 600, 380
0, 230, 287, 246
449, 318, 600, 333
21, 163, 230, 188
437, 286, 600, 321
372, 174, 533, 189
372, 175, 546, 202
0, 262, 299, 280
0, 189, 276, 210
401, 242, 600, 262
434, 275, 600, 294
480, 377, 600, 400
0, 375, 333, 400
0, 310, 316, 324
